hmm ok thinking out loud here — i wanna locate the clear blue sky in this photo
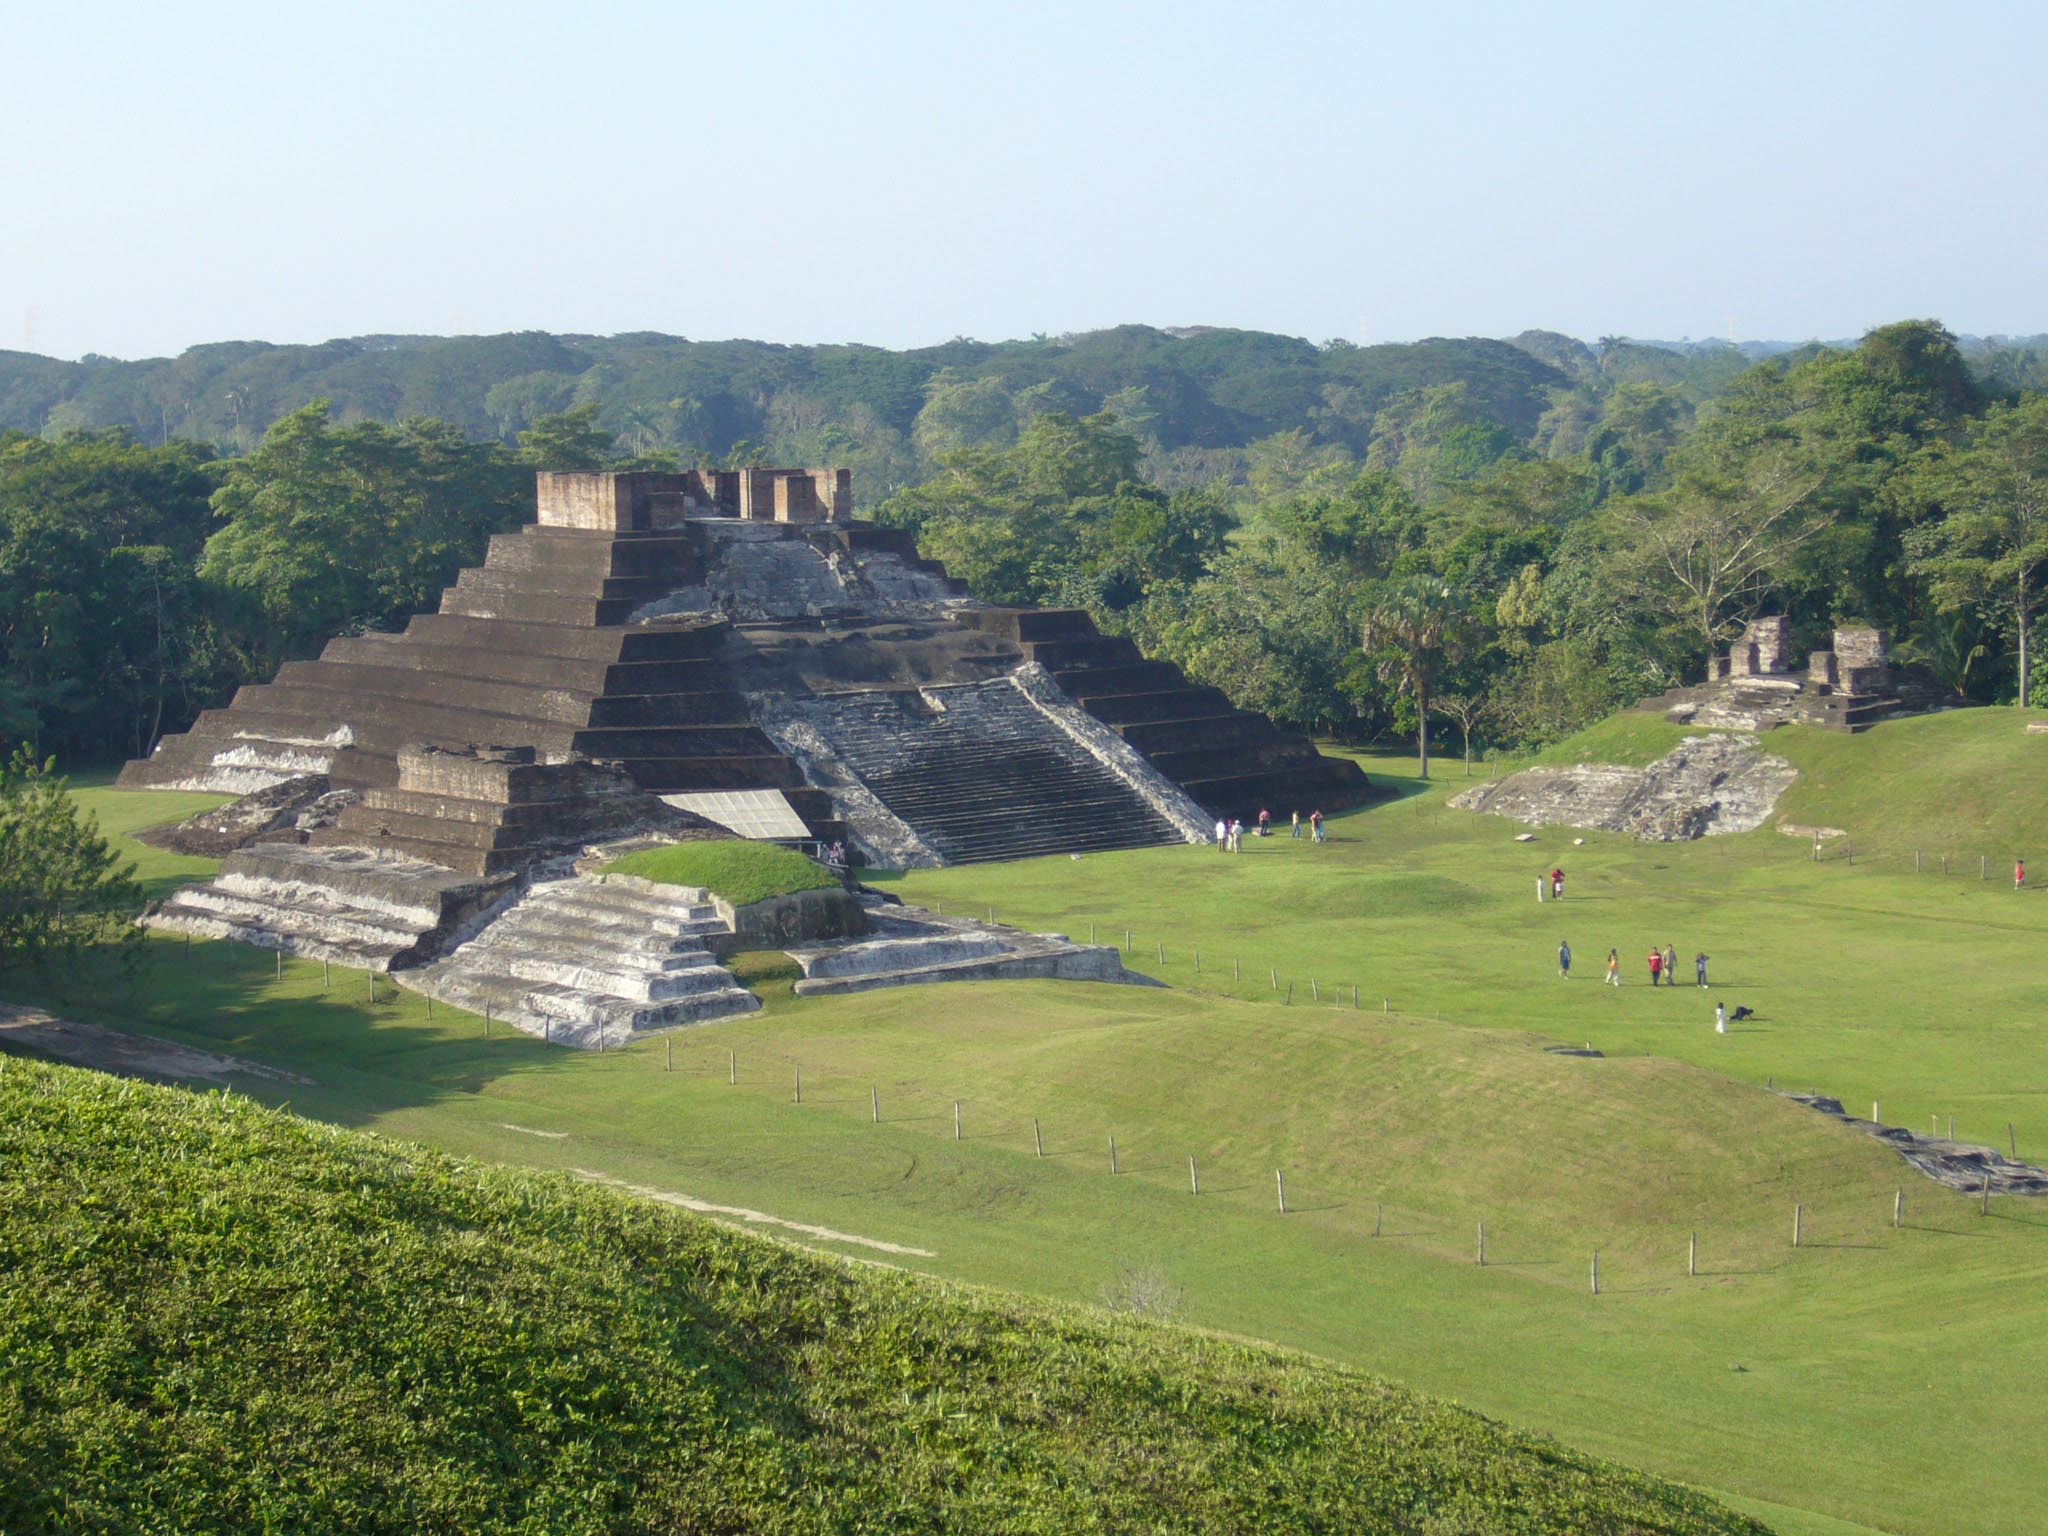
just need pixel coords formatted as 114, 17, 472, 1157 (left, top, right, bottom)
5, 1, 2042, 360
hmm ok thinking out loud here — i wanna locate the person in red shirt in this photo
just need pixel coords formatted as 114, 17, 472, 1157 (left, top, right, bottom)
2017, 858, 2026, 890
1647, 948, 1664, 986
1550, 867, 1565, 899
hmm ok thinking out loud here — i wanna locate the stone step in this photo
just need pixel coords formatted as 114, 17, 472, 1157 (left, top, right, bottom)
400, 612, 726, 663
153, 886, 428, 953
271, 660, 597, 726
1080, 687, 1237, 726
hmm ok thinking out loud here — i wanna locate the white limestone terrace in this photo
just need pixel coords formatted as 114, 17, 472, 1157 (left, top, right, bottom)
629, 520, 970, 625
144, 843, 514, 971
151, 726, 356, 795
787, 896, 1154, 996
397, 873, 758, 1048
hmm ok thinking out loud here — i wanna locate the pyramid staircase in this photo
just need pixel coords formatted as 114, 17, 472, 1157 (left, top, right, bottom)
797, 683, 1186, 863
397, 874, 759, 1045
955, 608, 1373, 820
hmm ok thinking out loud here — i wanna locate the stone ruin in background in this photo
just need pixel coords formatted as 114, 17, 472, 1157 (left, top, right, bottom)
1640, 616, 1947, 732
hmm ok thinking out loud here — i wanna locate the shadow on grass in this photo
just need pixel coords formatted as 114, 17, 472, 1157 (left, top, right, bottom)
2, 932, 557, 1129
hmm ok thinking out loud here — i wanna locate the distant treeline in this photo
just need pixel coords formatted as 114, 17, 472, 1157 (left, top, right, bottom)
4, 320, 2045, 771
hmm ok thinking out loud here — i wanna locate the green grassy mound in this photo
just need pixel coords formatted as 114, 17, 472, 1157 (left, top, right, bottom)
0, 1058, 1759, 1536
602, 839, 838, 907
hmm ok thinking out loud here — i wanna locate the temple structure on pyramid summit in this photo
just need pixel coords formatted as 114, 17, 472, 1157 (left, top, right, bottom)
122, 468, 1378, 1041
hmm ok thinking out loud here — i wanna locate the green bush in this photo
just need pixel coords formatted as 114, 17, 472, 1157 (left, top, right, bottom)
602, 838, 839, 906
0, 1058, 1764, 1535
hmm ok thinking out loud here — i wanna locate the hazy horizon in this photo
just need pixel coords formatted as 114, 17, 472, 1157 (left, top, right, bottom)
8, 1, 2044, 362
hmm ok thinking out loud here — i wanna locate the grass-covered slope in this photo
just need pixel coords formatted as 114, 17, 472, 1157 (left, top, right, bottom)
0, 1058, 1759, 1536
603, 839, 839, 907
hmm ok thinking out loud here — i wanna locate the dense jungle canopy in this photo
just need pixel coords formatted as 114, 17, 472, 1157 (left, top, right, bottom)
5, 320, 2047, 766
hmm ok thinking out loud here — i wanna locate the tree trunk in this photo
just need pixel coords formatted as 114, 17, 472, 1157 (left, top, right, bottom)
1417, 684, 1430, 781
2019, 573, 2031, 710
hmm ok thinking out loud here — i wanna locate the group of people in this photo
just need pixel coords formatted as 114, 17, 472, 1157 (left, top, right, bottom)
1214, 808, 1325, 850
1556, 941, 1710, 989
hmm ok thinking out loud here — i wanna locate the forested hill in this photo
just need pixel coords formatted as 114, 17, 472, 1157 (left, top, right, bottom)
0, 327, 1564, 469
9, 318, 2048, 769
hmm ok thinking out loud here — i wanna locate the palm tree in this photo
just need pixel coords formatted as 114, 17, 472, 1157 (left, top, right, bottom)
1361, 578, 1475, 781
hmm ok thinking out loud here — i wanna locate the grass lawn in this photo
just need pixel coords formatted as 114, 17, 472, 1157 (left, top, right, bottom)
3, 1056, 1762, 1535
600, 838, 839, 905
15, 710, 2048, 1535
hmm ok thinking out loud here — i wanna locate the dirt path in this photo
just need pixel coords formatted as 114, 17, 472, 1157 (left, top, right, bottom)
0, 1004, 312, 1086
573, 1167, 937, 1257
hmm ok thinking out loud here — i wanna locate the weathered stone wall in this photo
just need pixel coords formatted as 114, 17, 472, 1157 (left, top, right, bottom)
1834, 626, 1890, 671
1734, 615, 1794, 675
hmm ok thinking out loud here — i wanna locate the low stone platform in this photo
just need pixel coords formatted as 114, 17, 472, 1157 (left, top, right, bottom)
144, 844, 517, 971
787, 899, 1151, 995
1450, 734, 1798, 841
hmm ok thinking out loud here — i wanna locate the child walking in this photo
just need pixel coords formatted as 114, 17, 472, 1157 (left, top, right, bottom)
1605, 948, 1621, 986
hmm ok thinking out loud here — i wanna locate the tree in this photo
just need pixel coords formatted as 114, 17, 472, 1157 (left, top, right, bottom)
517, 403, 618, 470
204, 402, 531, 666
1616, 430, 1841, 657
0, 750, 141, 972
1360, 579, 1477, 779
1433, 691, 1489, 776
1904, 395, 2048, 706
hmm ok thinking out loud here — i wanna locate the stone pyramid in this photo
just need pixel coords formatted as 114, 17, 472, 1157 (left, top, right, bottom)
123, 469, 1376, 867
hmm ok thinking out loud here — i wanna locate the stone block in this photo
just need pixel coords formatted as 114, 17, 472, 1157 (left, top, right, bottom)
1809, 650, 1839, 688
1833, 626, 1890, 670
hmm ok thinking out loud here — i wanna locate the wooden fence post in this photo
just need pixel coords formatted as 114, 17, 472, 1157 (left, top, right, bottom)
1189, 1155, 1200, 1195
1591, 1251, 1600, 1295
1793, 1204, 1803, 1247
1893, 1188, 1903, 1228
871, 1085, 880, 1123
1477, 1222, 1486, 1266
1033, 1117, 1044, 1158
1374, 1202, 1383, 1237
1981, 1173, 1992, 1216
1688, 1231, 1697, 1277
794, 1067, 802, 1103
665, 1037, 672, 1072
1275, 1169, 1288, 1214
729, 1049, 736, 1085
1109, 1136, 1118, 1174
954, 1100, 962, 1140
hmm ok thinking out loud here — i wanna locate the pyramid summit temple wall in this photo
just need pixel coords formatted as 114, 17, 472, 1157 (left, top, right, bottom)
536, 469, 852, 531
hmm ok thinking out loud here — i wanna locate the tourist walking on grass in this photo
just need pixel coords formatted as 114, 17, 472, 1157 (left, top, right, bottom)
1695, 951, 1709, 988
1550, 867, 1565, 899
1310, 809, 1325, 843
1290, 811, 1302, 840
1662, 944, 1677, 982
1229, 818, 1243, 852
1558, 940, 1571, 979
1258, 808, 1270, 837
1215, 818, 1228, 851
1716, 1001, 1728, 1034
2017, 857, 2026, 891
1648, 948, 1663, 986
1605, 948, 1621, 986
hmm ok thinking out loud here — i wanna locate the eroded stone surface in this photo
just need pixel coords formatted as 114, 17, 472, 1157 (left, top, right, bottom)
1450, 734, 1798, 841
